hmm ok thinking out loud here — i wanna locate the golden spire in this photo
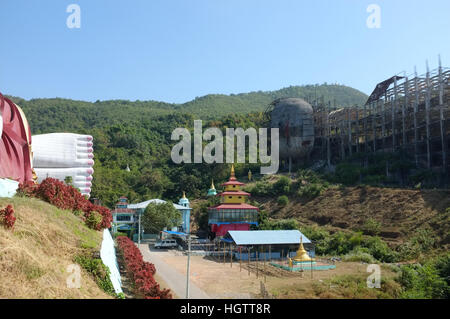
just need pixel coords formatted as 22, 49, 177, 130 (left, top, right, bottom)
211, 179, 215, 190
230, 164, 235, 178
182, 191, 187, 199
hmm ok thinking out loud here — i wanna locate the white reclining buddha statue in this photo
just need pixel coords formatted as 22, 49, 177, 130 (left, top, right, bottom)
32, 133, 95, 197
0, 91, 94, 198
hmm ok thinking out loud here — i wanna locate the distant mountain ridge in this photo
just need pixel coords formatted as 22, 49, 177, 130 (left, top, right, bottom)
8, 84, 367, 134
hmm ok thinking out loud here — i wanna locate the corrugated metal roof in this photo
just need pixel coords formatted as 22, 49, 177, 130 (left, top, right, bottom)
127, 199, 190, 211
227, 230, 311, 245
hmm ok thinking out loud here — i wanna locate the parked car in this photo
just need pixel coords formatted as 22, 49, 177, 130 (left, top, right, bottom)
154, 239, 178, 249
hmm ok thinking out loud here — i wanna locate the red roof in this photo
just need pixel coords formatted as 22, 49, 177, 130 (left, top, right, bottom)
221, 180, 245, 186
209, 203, 259, 210
217, 191, 250, 197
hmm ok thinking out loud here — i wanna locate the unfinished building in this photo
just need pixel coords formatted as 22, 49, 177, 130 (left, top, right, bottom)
307, 60, 450, 181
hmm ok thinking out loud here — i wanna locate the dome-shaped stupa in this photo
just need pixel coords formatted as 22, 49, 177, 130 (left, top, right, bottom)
178, 191, 190, 208
270, 98, 315, 160
207, 180, 217, 196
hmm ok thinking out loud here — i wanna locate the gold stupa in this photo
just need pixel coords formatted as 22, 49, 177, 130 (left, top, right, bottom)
293, 236, 314, 262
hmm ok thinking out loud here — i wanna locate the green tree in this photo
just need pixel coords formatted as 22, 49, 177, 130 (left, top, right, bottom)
142, 202, 181, 234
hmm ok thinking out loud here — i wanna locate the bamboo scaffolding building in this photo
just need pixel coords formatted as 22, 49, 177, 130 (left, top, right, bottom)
309, 61, 450, 177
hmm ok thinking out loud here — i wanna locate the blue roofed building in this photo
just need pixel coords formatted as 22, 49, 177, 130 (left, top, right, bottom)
221, 230, 313, 260
111, 193, 192, 238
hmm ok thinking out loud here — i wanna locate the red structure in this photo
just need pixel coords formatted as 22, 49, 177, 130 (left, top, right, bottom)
0, 92, 34, 183
208, 165, 259, 237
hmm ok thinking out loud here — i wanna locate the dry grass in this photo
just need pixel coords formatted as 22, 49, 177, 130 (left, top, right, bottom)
267, 262, 400, 299
0, 197, 112, 299
262, 186, 450, 247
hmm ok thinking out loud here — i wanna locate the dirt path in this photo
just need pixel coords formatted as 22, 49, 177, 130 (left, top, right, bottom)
138, 244, 210, 299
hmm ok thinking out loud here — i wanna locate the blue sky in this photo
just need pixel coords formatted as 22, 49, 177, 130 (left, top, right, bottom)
1, 0, 449, 103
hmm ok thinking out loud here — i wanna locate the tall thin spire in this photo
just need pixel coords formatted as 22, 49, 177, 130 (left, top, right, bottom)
230, 164, 235, 179
211, 179, 215, 190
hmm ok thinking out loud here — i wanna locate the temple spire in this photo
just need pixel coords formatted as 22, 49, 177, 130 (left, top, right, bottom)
207, 179, 217, 196
230, 164, 235, 179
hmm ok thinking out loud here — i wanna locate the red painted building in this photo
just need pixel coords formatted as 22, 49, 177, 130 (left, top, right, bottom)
208, 165, 259, 237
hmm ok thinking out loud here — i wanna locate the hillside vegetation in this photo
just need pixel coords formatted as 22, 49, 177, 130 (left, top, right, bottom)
6, 84, 367, 207
263, 184, 450, 250
0, 197, 112, 298
11, 84, 366, 133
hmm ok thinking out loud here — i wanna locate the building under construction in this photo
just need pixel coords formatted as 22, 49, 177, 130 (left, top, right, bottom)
274, 60, 450, 182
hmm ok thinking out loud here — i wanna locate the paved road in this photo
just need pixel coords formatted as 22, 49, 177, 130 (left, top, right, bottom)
138, 243, 210, 299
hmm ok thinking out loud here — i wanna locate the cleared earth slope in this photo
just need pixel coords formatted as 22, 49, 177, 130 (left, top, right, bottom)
262, 186, 450, 248
0, 197, 111, 298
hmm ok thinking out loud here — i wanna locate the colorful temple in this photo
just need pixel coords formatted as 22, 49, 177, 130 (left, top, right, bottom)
208, 165, 259, 238
111, 194, 192, 236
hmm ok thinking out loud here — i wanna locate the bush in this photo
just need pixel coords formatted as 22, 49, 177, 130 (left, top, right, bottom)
297, 169, 323, 184
397, 262, 449, 299
361, 218, 381, 236
116, 236, 171, 299
15, 181, 38, 197
300, 225, 331, 255
0, 205, 16, 229
85, 211, 103, 230
114, 232, 128, 238
343, 248, 377, 264
245, 182, 271, 196
410, 228, 435, 252
362, 236, 398, 263
300, 225, 397, 263
297, 183, 326, 200
74, 254, 116, 296
397, 241, 421, 261
327, 231, 354, 255
260, 218, 298, 230
334, 163, 361, 185
273, 176, 291, 195
17, 178, 112, 230
277, 195, 289, 206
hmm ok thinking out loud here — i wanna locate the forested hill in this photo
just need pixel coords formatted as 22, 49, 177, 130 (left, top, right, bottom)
6, 84, 367, 207
9, 84, 367, 134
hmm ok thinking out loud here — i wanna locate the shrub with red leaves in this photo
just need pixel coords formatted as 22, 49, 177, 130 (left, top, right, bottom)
0, 205, 16, 229
18, 178, 112, 230
85, 204, 113, 231
116, 236, 171, 299
17, 181, 38, 197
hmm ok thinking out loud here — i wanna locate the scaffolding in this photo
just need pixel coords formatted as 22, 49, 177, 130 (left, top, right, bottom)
312, 61, 450, 177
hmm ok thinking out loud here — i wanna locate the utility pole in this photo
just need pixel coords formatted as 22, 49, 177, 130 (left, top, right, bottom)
186, 234, 191, 299
138, 213, 141, 245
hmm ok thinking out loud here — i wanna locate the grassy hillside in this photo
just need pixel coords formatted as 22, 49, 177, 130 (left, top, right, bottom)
3, 84, 367, 207
0, 197, 112, 299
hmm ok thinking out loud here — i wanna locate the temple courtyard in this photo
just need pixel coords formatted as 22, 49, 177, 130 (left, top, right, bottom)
138, 243, 398, 299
